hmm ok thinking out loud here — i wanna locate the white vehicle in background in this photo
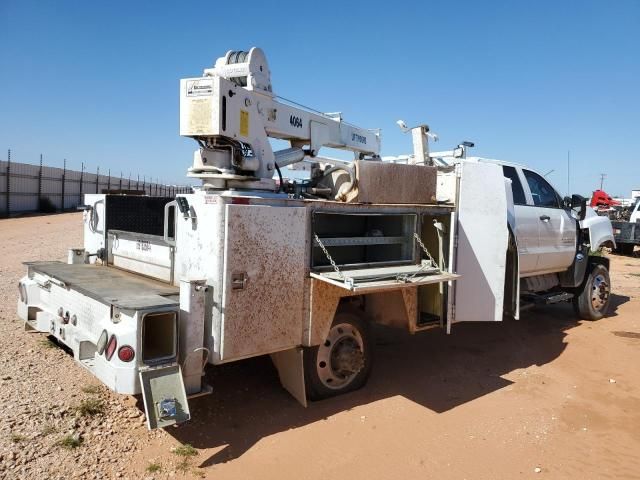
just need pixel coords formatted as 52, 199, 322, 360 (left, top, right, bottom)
16, 47, 615, 430
611, 199, 640, 255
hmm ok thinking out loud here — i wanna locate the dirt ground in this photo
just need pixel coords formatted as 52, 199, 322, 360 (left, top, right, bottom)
1, 212, 639, 480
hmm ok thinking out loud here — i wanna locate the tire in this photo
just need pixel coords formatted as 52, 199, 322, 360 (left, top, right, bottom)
304, 311, 373, 401
573, 263, 611, 320
613, 243, 635, 255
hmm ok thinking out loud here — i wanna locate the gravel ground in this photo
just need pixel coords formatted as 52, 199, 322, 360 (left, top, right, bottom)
1, 212, 639, 480
0, 213, 162, 480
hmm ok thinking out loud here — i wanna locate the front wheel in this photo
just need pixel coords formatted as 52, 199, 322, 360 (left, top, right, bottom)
573, 263, 611, 320
304, 311, 373, 401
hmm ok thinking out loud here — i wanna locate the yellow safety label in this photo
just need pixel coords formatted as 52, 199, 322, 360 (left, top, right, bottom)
240, 110, 249, 137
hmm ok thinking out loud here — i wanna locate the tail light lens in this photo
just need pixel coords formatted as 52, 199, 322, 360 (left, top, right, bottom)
105, 334, 117, 361
96, 330, 108, 355
118, 345, 135, 362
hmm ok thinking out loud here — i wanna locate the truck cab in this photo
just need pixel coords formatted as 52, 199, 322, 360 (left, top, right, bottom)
499, 162, 578, 276
473, 158, 615, 319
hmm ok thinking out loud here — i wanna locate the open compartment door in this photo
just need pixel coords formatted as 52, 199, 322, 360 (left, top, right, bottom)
504, 176, 520, 320
310, 264, 458, 294
452, 161, 509, 323
139, 364, 190, 429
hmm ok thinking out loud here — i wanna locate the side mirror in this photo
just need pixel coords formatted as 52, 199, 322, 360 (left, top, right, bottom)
571, 194, 587, 221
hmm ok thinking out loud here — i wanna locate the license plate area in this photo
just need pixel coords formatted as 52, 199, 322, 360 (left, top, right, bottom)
139, 364, 190, 429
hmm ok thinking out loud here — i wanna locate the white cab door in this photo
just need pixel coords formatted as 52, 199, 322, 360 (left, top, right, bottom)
502, 166, 539, 275
521, 169, 576, 273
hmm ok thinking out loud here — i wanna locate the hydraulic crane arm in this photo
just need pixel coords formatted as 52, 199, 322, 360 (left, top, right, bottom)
180, 48, 380, 189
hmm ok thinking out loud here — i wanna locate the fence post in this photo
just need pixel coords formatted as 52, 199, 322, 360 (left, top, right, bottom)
6, 149, 10, 217
128, 172, 131, 190
61, 158, 66, 211
119, 172, 123, 191
38, 154, 43, 211
79, 162, 84, 206
108, 169, 111, 191
96, 166, 99, 194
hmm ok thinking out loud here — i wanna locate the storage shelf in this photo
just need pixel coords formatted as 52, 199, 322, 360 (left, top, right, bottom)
313, 236, 409, 247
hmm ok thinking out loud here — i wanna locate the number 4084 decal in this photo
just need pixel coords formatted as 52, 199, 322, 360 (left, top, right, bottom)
136, 240, 151, 252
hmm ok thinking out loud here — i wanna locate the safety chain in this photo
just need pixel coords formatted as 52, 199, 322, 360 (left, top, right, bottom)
314, 234, 346, 281
315, 232, 438, 287
397, 233, 439, 283
413, 232, 438, 268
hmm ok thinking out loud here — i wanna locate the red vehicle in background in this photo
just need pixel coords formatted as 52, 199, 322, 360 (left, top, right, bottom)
590, 189, 621, 209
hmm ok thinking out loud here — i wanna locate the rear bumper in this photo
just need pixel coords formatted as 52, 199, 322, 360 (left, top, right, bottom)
16, 264, 179, 395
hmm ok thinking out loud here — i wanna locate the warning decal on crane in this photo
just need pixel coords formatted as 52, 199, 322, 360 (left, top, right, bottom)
186, 79, 213, 97
240, 110, 249, 137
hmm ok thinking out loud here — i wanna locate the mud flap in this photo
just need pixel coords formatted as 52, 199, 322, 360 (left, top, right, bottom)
270, 347, 307, 407
139, 364, 190, 429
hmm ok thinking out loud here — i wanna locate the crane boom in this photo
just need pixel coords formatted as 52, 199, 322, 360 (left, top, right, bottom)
180, 47, 380, 189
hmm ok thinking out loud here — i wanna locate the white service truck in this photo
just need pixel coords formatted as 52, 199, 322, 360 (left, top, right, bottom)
17, 48, 614, 429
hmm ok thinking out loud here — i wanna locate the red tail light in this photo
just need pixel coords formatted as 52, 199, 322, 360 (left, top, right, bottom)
105, 334, 117, 361
118, 345, 135, 362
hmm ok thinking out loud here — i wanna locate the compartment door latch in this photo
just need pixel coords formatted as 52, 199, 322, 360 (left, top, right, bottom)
231, 272, 248, 290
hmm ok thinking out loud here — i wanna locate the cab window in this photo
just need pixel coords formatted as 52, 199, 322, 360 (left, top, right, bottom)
523, 169, 561, 208
502, 166, 526, 205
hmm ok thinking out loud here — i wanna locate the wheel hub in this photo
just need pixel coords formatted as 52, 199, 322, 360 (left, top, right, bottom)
591, 273, 610, 311
317, 323, 365, 389
331, 337, 365, 377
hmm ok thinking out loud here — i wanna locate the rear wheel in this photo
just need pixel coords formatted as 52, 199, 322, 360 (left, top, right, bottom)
573, 263, 611, 320
304, 312, 373, 401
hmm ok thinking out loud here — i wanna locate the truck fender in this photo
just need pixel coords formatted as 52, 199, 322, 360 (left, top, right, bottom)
573, 255, 610, 293
580, 207, 616, 250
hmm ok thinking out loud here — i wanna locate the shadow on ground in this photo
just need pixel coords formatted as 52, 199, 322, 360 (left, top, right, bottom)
161, 295, 629, 466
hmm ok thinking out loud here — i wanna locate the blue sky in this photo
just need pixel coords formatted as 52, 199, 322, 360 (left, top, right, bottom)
1, 0, 638, 196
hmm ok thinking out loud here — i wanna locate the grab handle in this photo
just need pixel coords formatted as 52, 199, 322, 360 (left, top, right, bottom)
164, 200, 177, 246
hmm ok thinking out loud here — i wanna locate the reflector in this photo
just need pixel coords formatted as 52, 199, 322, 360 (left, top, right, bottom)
96, 330, 108, 355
